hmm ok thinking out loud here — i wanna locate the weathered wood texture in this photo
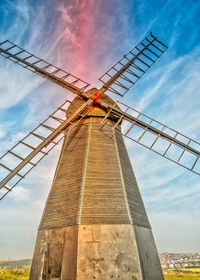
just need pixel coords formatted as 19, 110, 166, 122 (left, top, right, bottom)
30, 225, 143, 280
76, 224, 143, 280
30, 225, 163, 280
30, 226, 78, 280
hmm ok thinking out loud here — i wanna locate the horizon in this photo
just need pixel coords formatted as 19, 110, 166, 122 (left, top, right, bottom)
1, 252, 200, 261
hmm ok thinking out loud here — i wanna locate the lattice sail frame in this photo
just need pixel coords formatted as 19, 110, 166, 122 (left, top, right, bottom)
0, 40, 91, 94
0, 33, 167, 98
101, 101, 200, 175
0, 98, 93, 200
99, 33, 168, 96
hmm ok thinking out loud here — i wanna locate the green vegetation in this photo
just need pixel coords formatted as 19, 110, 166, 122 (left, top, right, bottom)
0, 269, 29, 280
164, 274, 200, 279
163, 268, 200, 279
0, 260, 31, 280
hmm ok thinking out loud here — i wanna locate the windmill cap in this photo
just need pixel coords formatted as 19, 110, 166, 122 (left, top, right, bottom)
66, 88, 119, 118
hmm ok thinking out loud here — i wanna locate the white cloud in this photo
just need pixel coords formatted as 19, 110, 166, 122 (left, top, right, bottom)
9, 185, 31, 202
0, 121, 13, 139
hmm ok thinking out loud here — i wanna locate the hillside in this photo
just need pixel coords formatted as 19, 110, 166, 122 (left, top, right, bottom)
0, 259, 31, 269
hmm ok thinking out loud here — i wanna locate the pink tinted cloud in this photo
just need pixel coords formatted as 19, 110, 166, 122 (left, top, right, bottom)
56, 0, 104, 83
55, 0, 134, 87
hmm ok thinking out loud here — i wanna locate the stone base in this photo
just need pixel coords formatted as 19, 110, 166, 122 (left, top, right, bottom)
29, 224, 163, 280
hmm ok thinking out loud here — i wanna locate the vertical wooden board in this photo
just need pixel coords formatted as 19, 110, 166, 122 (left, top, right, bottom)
42, 228, 66, 279
134, 226, 164, 280
61, 226, 78, 280
30, 229, 48, 280
30, 226, 79, 280
81, 123, 130, 224
39, 124, 89, 229
114, 131, 150, 228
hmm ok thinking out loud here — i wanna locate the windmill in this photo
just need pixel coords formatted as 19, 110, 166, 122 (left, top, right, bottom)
0, 32, 199, 280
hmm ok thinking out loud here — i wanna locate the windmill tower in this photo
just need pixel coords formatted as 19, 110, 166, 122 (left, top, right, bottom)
30, 92, 162, 280
0, 33, 200, 279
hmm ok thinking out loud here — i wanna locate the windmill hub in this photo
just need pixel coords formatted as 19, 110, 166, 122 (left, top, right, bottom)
66, 88, 118, 122
91, 89, 102, 105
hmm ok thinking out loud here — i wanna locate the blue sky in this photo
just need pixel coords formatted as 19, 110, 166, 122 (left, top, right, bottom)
0, 0, 200, 259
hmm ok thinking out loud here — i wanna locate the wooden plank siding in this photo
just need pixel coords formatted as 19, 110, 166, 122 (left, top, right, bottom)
39, 100, 150, 228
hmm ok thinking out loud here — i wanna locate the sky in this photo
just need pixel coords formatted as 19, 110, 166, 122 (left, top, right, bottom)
0, 0, 200, 259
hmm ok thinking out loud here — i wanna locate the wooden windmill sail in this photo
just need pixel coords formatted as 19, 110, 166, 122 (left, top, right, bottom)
0, 33, 200, 279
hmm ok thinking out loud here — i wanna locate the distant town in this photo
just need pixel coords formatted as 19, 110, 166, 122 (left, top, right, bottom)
159, 253, 200, 269
0, 254, 200, 270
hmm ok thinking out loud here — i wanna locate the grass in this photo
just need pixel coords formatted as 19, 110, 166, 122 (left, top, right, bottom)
0, 268, 200, 280
165, 268, 200, 272
0, 269, 30, 280
181, 269, 200, 273
164, 275, 200, 279
163, 268, 200, 279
